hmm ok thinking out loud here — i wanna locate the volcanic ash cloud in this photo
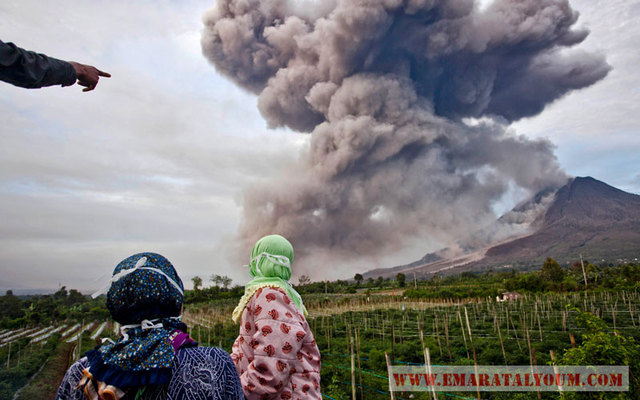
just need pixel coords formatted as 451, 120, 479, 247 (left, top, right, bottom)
201, 0, 610, 272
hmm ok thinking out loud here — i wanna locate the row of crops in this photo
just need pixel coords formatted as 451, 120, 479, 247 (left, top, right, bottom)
184, 290, 640, 399
0, 320, 113, 400
2, 289, 638, 399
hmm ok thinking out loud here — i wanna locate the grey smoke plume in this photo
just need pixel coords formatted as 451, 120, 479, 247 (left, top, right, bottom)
201, 0, 610, 274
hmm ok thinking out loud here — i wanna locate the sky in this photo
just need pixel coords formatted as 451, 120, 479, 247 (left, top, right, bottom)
0, 0, 638, 293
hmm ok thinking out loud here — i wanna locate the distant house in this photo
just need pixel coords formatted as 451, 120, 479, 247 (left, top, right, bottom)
496, 291, 522, 302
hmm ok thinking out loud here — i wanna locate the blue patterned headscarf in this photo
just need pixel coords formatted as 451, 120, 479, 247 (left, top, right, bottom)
86, 252, 194, 388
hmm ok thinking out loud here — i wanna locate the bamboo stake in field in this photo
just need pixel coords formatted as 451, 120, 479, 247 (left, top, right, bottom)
77, 319, 84, 361
391, 323, 396, 362
424, 347, 438, 400
356, 327, 363, 400
509, 315, 522, 351
505, 307, 510, 336
580, 254, 588, 288
350, 336, 356, 400
457, 309, 470, 359
550, 350, 565, 398
495, 315, 507, 365
443, 314, 452, 361
569, 333, 576, 348
434, 313, 442, 358
464, 307, 481, 400
531, 345, 541, 400
536, 304, 543, 342
385, 352, 396, 400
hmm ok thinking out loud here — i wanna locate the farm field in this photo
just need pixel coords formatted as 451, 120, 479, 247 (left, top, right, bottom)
1, 261, 639, 399
0, 320, 116, 400
184, 290, 640, 399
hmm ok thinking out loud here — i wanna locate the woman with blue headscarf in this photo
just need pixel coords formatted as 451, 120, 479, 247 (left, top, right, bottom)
231, 235, 321, 399
56, 252, 243, 400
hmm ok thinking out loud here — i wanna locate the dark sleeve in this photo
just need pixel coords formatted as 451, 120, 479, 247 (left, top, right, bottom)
171, 347, 244, 400
0, 39, 76, 88
55, 358, 89, 400
215, 348, 245, 400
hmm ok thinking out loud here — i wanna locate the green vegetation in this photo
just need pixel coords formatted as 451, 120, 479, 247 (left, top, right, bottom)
0, 287, 107, 329
557, 308, 640, 399
1, 261, 639, 399
184, 261, 640, 400
13, 341, 74, 400
0, 335, 61, 400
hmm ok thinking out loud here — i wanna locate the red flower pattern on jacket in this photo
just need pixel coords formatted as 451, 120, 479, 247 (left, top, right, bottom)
282, 342, 293, 354
263, 344, 275, 357
232, 287, 321, 400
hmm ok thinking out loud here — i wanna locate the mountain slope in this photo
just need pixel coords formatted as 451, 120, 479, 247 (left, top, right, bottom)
483, 176, 640, 267
366, 177, 640, 278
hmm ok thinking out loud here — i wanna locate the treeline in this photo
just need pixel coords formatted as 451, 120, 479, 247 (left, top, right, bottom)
503, 258, 640, 292
403, 259, 640, 300
0, 287, 108, 329
404, 284, 501, 300
184, 285, 244, 304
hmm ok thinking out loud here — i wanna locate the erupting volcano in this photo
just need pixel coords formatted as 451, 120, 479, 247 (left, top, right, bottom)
201, 0, 610, 276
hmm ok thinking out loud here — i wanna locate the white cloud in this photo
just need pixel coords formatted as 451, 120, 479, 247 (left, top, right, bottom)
512, 0, 640, 194
0, 0, 302, 291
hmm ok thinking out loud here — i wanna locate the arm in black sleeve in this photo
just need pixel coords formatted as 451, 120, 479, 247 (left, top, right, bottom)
0, 40, 77, 88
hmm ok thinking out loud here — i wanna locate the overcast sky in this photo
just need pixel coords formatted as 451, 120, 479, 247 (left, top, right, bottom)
1, 0, 638, 293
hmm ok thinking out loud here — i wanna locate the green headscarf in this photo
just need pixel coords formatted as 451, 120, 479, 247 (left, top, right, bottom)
232, 234, 308, 323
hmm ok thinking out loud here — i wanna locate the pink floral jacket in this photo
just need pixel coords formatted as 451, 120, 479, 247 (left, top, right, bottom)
231, 287, 321, 400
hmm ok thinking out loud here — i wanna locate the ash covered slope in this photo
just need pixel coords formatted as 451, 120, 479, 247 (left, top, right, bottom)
370, 177, 640, 278
483, 176, 640, 267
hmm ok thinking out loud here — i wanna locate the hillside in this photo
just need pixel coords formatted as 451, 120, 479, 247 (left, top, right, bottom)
368, 177, 640, 278
483, 176, 640, 267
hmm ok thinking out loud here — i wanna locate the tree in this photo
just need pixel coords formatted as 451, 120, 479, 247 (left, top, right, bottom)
353, 273, 363, 287
298, 275, 311, 286
541, 257, 565, 282
0, 290, 23, 319
192, 276, 203, 291
210, 274, 222, 287
221, 276, 232, 290
396, 273, 406, 288
67, 289, 85, 305
54, 286, 68, 300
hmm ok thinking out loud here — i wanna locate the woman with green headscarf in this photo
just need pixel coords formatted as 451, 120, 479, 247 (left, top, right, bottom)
231, 234, 321, 399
